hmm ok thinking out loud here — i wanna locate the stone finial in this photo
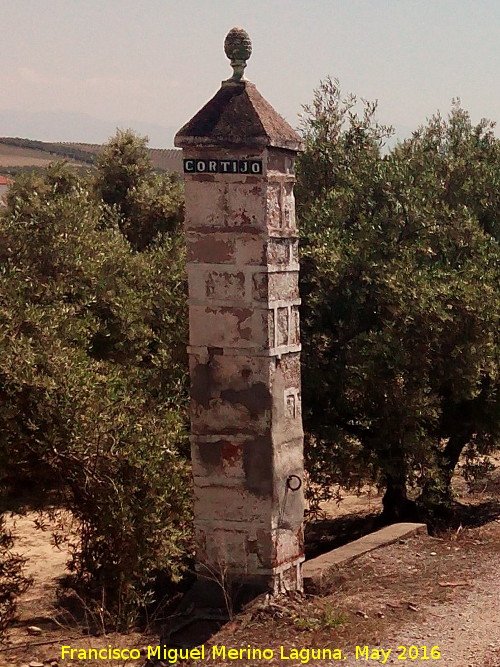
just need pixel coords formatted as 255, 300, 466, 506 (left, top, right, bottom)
224, 27, 252, 81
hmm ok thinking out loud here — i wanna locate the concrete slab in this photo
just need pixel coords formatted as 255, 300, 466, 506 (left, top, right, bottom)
303, 522, 427, 585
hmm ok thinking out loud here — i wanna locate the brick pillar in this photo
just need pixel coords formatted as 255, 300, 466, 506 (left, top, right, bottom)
175, 28, 304, 595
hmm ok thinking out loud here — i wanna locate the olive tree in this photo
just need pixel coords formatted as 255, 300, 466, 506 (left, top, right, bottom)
95, 129, 184, 251
297, 79, 500, 521
0, 138, 190, 628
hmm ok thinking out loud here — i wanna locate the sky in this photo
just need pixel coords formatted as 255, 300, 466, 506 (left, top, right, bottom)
1, 0, 499, 147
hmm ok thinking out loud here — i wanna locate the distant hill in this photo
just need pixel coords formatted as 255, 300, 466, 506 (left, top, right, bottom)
0, 137, 182, 175
63, 142, 183, 173
0, 109, 177, 148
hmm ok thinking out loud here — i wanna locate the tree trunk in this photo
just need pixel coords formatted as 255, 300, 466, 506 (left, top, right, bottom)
381, 472, 417, 522
419, 432, 473, 514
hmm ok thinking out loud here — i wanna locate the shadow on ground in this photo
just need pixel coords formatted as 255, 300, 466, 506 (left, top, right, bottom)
305, 511, 382, 560
429, 499, 500, 533
160, 500, 500, 652
161, 512, 385, 651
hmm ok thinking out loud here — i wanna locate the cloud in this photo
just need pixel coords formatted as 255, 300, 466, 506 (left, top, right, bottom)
18, 67, 60, 86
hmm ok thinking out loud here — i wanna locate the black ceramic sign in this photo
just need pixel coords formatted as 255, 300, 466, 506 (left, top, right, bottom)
183, 158, 263, 174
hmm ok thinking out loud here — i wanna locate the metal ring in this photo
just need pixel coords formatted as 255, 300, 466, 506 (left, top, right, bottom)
286, 475, 302, 491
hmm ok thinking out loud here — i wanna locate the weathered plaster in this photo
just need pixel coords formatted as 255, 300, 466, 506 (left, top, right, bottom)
176, 59, 305, 594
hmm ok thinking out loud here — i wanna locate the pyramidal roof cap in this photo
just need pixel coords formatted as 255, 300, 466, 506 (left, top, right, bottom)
175, 28, 303, 152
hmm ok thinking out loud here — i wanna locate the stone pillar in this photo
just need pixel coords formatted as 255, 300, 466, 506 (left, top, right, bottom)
175, 28, 304, 595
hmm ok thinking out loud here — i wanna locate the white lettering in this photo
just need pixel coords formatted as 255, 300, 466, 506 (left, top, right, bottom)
183, 158, 263, 174
251, 160, 262, 173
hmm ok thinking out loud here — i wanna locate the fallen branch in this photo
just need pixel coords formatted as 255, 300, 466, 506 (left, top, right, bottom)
0, 636, 79, 653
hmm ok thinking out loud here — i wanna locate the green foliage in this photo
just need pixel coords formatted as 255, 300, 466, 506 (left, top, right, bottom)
95, 129, 184, 250
293, 606, 347, 632
297, 79, 500, 517
1, 88, 499, 631
0, 137, 190, 629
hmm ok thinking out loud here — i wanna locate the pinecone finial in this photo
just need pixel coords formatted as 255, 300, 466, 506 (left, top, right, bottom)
224, 27, 252, 81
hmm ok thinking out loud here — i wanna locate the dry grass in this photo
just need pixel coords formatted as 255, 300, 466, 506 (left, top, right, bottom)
0, 143, 55, 167
0, 140, 182, 172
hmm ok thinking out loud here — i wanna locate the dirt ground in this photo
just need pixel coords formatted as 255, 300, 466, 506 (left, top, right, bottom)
1, 466, 499, 667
